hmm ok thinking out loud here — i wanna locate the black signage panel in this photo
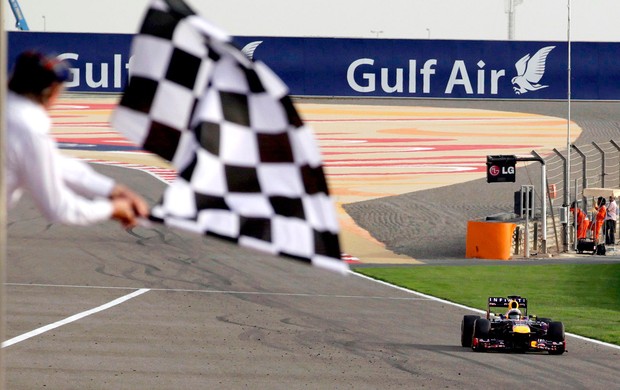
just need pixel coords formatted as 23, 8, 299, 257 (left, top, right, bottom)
486, 155, 516, 183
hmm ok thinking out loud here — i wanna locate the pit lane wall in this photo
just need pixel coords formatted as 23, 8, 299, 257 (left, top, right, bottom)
8, 32, 620, 100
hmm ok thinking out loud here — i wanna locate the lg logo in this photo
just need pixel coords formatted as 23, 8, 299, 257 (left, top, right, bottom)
489, 165, 514, 176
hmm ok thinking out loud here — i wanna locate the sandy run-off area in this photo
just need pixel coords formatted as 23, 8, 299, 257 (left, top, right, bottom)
50, 94, 580, 263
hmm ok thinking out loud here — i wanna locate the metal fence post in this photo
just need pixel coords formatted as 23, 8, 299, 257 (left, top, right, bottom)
574, 179, 579, 251
592, 142, 606, 188
571, 144, 588, 212
521, 185, 535, 258
610, 139, 620, 188
553, 148, 569, 252
531, 151, 547, 254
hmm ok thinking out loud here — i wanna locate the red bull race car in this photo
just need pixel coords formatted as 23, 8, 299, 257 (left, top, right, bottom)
460, 296, 566, 354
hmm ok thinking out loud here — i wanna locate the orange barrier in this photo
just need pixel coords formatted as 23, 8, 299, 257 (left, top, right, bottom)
466, 221, 516, 260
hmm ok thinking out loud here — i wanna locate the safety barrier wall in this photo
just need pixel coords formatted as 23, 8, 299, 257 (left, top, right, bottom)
8, 32, 620, 100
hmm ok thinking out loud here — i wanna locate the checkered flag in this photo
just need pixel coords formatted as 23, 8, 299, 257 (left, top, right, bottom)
111, 0, 347, 274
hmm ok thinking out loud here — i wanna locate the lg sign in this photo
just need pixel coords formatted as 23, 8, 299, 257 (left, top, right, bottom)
486, 155, 516, 183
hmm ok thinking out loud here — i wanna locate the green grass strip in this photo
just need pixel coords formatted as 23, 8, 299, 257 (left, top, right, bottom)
355, 263, 620, 345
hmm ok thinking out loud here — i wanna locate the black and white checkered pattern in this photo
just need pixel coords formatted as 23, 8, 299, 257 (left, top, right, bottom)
111, 0, 347, 274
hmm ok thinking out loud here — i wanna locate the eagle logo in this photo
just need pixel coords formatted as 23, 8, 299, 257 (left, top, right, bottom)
241, 41, 263, 60
511, 46, 555, 95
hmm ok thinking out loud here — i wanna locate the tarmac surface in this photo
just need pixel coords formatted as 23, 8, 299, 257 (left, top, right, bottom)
3, 96, 620, 388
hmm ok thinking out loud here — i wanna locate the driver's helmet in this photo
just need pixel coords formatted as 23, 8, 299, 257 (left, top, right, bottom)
507, 309, 522, 320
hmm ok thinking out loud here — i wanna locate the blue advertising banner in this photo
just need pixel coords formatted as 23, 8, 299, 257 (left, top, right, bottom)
8, 32, 620, 100
8, 32, 132, 92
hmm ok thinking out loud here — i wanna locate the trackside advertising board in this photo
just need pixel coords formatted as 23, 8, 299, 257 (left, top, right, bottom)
8, 32, 620, 100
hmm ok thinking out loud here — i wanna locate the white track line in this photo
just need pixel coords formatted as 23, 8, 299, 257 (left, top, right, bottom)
5, 282, 428, 302
2, 288, 150, 348
352, 271, 620, 351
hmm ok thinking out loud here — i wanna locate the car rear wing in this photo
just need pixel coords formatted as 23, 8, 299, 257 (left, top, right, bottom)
487, 296, 528, 317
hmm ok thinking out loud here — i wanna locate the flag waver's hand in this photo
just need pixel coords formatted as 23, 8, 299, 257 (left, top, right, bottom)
109, 184, 150, 219
111, 198, 139, 229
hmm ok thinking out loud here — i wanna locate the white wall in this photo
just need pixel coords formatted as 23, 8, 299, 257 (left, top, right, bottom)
3, 0, 620, 42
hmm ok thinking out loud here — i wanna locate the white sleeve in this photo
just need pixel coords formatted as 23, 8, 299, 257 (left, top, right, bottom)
58, 154, 115, 199
17, 131, 114, 226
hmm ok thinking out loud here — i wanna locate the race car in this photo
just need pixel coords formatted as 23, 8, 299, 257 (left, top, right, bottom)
460, 295, 566, 354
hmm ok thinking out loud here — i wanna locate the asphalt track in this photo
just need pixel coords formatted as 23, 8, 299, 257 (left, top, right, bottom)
4, 97, 620, 388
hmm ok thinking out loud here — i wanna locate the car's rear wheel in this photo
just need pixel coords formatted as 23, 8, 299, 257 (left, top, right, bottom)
472, 318, 491, 352
461, 315, 479, 347
547, 321, 566, 355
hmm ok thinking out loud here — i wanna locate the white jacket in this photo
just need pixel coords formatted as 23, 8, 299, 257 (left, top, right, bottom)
606, 200, 617, 221
6, 91, 115, 225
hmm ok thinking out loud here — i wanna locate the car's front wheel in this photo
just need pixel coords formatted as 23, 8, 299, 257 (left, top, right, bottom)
472, 318, 491, 352
547, 321, 566, 355
461, 315, 479, 347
